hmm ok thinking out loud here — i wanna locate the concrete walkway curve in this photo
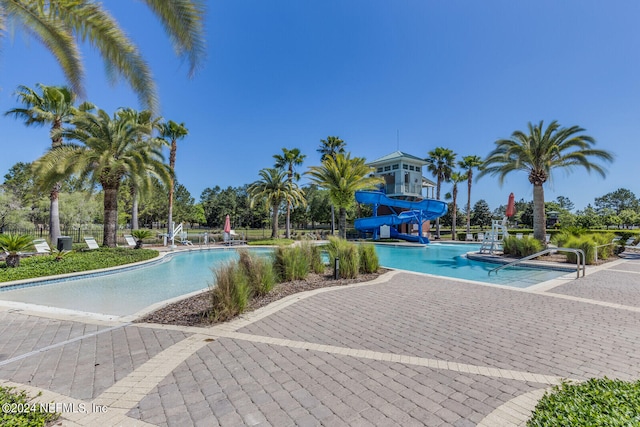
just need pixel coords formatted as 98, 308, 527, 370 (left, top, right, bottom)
1, 255, 640, 426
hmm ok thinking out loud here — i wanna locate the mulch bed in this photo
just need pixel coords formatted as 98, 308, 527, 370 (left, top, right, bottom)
135, 270, 386, 327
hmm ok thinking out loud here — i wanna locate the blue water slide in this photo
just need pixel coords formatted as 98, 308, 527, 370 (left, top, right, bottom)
354, 190, 448, 244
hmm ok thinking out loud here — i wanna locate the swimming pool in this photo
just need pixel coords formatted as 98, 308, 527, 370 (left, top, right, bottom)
0, 244, 567, 317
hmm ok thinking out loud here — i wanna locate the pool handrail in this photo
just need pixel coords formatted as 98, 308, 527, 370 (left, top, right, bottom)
488, 247, 585, 279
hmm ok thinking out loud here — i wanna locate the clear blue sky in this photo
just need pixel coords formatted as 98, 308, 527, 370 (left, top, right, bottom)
1, 1, 639, 212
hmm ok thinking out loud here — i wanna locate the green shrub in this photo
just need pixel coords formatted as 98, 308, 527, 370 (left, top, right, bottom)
527, 378, 640, 426
502, 236, 543, 257
562, 236, 596, 265
272, 245, 309, 281
210, 261, 251, 321
325, 237, 360, 279
299, 241, 325, 274
237, 249, 276, 296
0, 248, 158, 282
0, 386, 60, 426
359, 243, 379, 274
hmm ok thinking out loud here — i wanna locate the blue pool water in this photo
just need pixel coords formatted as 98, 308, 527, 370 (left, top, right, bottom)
375, 243, 566, 286
0, 244, 567, 317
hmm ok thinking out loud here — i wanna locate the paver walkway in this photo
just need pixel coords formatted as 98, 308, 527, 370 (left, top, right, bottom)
1, 255, 640, 426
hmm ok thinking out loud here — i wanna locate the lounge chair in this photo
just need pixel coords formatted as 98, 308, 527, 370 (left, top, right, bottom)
83, 236, 100, 250
516, 233, 523, 239
123, 235, 136, 247
33, 239, 51, 254
179, 232, 193, 245
465, 233, 474, 241
476, 233, 484, 242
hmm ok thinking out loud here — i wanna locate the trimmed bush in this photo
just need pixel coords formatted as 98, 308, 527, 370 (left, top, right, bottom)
527, 378, 640, 426
562, 235, 596, 265
210, 261, 251, 321
359, 243, 379, 274
0, 386, 60, 426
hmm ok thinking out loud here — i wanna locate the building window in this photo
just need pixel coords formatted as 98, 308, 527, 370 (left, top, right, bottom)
392, 164, 399, 170
384, 166, 391, 171
402, 164, 408, 170
409, 165, 415, 171
377, 167, 383, 173
415, 167, 421, 173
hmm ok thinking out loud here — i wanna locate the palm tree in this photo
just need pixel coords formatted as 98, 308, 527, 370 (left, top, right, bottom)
248, 168, 306, 239
159, 120, 188, 241
0, 234, 34, 268
458, 155, 483, 233
0, 0, 205, 113
425, 147, 457, 239
447, 172, 468, 241
33, 108, 170, 247
4, 84, 93, 244
273, 148, 306, 239
317, 136, 346, 235
306, 153, 383, 239
479, 120, 613, 241
117, 108, 161, 230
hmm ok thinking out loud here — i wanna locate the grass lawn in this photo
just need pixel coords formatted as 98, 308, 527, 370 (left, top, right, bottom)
0, 248, 158, 283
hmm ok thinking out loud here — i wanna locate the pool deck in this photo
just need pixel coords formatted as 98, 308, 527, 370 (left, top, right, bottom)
1, 250, 640, 426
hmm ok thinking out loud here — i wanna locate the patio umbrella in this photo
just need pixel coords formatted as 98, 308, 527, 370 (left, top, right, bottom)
224, 214, 231, 241
505, 192, 516, 217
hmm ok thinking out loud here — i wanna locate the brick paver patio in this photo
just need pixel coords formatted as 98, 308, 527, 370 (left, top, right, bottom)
1, 254, 639, 426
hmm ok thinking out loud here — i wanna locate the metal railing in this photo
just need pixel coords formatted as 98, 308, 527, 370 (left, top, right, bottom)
488, 247, 586, 279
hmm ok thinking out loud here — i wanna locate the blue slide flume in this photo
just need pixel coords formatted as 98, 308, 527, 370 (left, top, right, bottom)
354, 190, 448, 244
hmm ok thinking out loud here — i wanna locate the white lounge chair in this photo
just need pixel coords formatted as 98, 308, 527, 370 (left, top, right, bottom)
84, 236, 100, 250
123, 235, 136, 247
465, 233, 474, 241
516, 233, 523, 239
33, 239, 51, 253
476, 233, 485, 242
179, 232, 193, 245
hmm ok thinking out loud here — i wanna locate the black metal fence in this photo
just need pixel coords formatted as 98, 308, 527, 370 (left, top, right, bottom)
0, 226, 105, 244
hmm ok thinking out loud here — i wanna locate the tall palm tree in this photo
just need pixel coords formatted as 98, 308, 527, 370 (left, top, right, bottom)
159, 120, 188, 240
479, 120, 613, 241
317, 136, 346, 235
117, 108, 161, 230
425, 147, 457, 239
306, 153, 383, 239
447, 172, 468, 241
273, 148, 306, 239
4, 84, 93, 244
458, 155, 483, 233
0, 0, 206, 112
33, 108, 170, 247
248, 168, 306, 239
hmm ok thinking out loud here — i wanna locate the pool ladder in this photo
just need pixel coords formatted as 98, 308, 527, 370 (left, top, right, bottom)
488, 247, 586, 279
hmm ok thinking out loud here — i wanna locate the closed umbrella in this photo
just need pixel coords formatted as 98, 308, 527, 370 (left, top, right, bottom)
224, 215, 231, 243
505, 193, 516, 217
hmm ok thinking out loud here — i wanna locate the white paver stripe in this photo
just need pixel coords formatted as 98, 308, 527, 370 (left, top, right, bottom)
220, 331, 570, 385
478, 388, 550, 427
0, 380, 155, 427
93, 333, 210, 410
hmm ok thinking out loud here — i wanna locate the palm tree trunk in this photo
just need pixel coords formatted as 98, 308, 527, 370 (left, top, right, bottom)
452, 186, 458, 241
533, 184, 546, 242
103, 186, 119, 247
435, 180, 442, 238
131, 186, 139, 230
49, 183, 62, 245
285, 203, 291, 239
330, 205, 335, 235
466, 175, 472, 233
339, 207, 347, 239
271, 205, 279, 238
167, 140, 177, 242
